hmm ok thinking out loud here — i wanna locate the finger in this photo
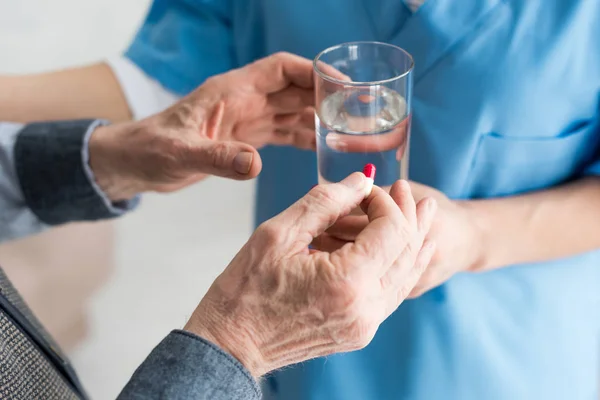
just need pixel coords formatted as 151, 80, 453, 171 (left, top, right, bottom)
270, 127, 316, 150
331, 185, 407, 274
311, 233, 350, 253
185, 140, 263, 180
249, 52, 315, 92
407, 265, 450, 299
273, 113, 301, 127
383, 197, 436, 300
390, 180, 416, 227
234, 109, 315, 149
325, 215, 367, 241
291, 128, 317, 150
232, 123, 316, 150
267, 87, 314, 114
381, 197, 437, 303
278, 108, 317, 149
381, 239, 434, 291
390, 241, 436, 309
314, 60, 352, 82
415, 197, 437, 236
273, 111, 315, 149
266, 172, 370, 246
274, 107, 315, 129
324, 117, 409, 153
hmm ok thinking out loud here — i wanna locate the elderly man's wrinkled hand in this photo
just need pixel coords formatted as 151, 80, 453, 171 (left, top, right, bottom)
185, 173, 437, 376
87, 52, 317, 201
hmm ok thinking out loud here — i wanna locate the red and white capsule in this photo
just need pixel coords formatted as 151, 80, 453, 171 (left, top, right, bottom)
362, 163, 376, 197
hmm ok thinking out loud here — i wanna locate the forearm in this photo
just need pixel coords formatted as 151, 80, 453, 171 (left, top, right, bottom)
469, 177, 600, 270
0, 63, 131, 123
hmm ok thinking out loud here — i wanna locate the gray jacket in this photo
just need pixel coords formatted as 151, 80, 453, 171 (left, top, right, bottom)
0, 120, 261, 400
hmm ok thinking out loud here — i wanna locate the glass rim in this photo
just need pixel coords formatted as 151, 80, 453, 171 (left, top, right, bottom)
313, 41, 414, 86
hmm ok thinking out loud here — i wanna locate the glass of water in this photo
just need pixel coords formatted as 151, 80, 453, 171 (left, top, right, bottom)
314, 41, 413, 190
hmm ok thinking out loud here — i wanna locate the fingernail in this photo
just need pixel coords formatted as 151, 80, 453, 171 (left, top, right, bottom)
340, 172, 366, 192
362, 163, 376, 197
233, 152, 253, 174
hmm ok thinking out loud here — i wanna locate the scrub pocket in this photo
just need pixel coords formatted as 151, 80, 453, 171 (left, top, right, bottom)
463, 120, 599, 198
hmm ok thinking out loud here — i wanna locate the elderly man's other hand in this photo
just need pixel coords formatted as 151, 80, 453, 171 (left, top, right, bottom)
87, 52, 317, 201
184, 173, 437, 376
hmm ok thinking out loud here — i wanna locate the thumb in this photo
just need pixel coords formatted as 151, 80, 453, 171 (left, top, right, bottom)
266, 172, 371, 246
186, 140, 263, 180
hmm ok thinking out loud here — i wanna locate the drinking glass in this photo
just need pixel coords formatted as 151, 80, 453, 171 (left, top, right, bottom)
314, 41, 414, 189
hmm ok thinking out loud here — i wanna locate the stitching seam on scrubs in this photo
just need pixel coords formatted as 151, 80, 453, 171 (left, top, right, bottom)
414, 0, 511, 86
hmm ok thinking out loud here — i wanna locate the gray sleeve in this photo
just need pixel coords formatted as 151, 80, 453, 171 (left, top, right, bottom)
0, 120, 139, 243
118, 330, 262, 400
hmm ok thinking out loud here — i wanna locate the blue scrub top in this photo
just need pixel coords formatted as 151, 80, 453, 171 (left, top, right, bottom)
126, 1, 600, 399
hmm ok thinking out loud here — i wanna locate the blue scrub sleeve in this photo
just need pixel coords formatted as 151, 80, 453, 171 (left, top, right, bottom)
125, 0, 235, 95
584, 119, 600, 176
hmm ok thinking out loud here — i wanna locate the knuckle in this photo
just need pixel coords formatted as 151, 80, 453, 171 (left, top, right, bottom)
346, 320, 375, 350
396, 284, 411, 303
294, 198, 312, 221
256, 221, 282, 245
208, 142, 233, 170
203, 75, 219, 88
356, 328, 375, 349
396, 287, 412, 305
330, 280, 366, 321
273, 51, 291, 60
308, 185, 342, 210
302, 186, 344, 226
